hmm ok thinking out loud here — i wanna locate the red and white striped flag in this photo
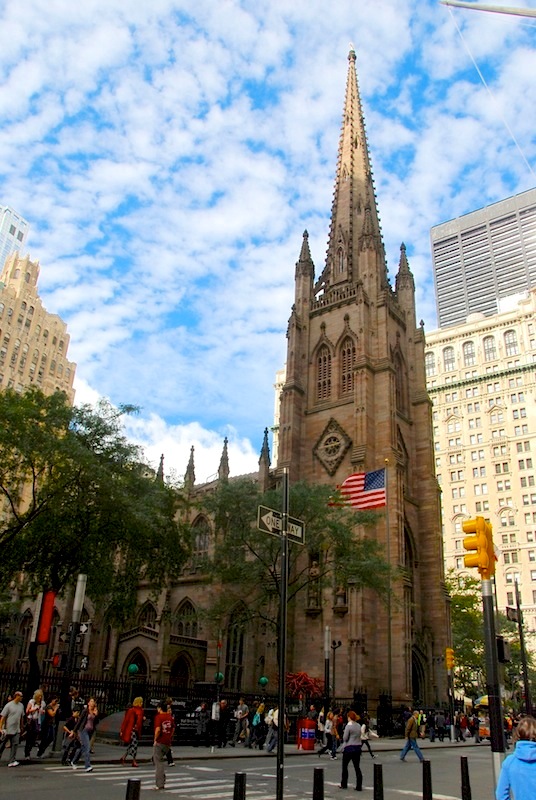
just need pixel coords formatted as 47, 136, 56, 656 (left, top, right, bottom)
336, 469, 386, 510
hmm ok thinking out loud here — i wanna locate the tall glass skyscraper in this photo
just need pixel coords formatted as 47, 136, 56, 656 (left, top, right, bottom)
431, 188, 536, 329
0, 206, 30, 269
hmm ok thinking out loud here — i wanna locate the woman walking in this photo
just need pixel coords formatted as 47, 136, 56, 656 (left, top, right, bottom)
120, 697, 144, 767
72, 697, 98, 772
360, 714, 377, 759
24, 689, 45, 760
339, 710, 363, 791
318, 711, 338, 759
496, 715, 536, 800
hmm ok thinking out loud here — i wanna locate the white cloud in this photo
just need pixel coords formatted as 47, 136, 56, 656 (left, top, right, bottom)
2, 0, 535, 477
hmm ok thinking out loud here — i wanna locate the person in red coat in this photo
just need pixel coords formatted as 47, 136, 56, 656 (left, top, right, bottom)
120, 697, 144, 767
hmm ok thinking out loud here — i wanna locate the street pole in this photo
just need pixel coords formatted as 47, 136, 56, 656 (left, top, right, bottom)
515, 580, 532, 716
447, 668, 455, 742
63, 574, 87, 715
331, 640, 342, 701
482, 577, 505, 786
276, 468, 289, 800
324, 626, 331, 713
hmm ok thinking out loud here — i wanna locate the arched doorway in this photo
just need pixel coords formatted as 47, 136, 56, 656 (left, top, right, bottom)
412, 649, 426, 707
170, 653, 194, 691
123, 649, 149, 678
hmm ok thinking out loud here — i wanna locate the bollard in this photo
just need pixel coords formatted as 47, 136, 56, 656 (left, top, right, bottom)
313, 766, 324, 800
233, 771, 247, 800
373, 762, 384, 800
125, 777, 141, 800
422, 759, 432, 800
461, 755, 472, 800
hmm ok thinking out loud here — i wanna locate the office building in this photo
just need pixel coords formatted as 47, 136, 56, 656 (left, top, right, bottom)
425, 293, 536, 635
431, 188, 536, 329
0, 206, 30, 268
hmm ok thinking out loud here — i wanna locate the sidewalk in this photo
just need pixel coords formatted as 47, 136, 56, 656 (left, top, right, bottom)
50, 735, 488, 766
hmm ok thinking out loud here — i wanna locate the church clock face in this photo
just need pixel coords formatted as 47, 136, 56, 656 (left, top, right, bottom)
313, 419, 352, 476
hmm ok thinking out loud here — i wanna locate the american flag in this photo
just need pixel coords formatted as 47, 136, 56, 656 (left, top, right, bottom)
337, 469, 386, 510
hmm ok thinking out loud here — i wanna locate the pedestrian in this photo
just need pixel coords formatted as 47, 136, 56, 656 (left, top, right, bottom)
360, 714, 378, 758
231, 697, 249, 746
164, 697, 176, 767
72, 697, 98, 772
428, 710, 436, 742
496, 715, 536, 800
61, 710, 81, 765
120, 697, 144, 767
153, 699, 175, 792
436, 710, 446, 742
339, 710, 363, 791
318, 710, 338, 759
36, 696, 60, 758
266, 706, 288, 753
24, 689, 46, 760
69, 687, 85, 715
217, 699, 231, 748
0, 690, 26, 767
399, 710, 424, 762
263, 707, 275, 751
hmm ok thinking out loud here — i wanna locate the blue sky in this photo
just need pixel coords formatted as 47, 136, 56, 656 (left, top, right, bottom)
1, 0, 535, 482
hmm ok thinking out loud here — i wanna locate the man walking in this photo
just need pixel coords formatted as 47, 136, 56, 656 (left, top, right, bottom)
153, 699, 175, 791
0, 691, 26, 767
399, 710, 424, 762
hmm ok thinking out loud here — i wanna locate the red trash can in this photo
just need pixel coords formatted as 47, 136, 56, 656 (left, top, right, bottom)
301, 717, 316, 751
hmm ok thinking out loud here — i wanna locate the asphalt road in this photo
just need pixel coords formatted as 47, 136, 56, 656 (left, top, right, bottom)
0, 744, 497, 799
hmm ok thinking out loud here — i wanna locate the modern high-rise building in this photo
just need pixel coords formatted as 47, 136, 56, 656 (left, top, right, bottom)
425, 293, 536, 638
0, 206, 30, 269
0, 252, 76, 402
431, 188, 536, 329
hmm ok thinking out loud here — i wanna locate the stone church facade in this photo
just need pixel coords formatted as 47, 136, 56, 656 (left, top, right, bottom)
5, 51, 450, 711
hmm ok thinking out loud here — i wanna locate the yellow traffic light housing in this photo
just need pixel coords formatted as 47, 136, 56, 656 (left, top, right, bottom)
445, 647, 455, 670
462, 516, 495, 580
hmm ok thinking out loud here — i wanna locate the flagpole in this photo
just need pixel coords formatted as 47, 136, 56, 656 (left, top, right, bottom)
385, 458, 392, 701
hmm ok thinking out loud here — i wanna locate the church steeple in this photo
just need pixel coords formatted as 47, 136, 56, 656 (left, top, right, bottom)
184, 445, 195, 487
218, 437, 230, 482
317, 47, 385, 295
156, 453, 164, 483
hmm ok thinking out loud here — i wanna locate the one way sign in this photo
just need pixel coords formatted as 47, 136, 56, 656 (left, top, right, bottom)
257, 505, 305, 545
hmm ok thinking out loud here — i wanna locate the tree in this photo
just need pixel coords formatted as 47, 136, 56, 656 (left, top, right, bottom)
0, 388, 189, 623
199, 477, 392, 636
445, 570, 486, 696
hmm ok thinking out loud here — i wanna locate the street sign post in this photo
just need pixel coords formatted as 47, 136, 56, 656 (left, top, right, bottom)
257, 505, 305, 545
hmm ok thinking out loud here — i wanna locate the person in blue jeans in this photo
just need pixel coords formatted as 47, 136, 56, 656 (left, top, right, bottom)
72, 698, 98, 772
400, 710, 424, 762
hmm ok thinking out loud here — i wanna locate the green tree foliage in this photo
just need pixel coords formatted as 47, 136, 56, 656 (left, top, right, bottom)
199, 477, 392, 633
0, 388, 189, 623
446, 569, 536, 706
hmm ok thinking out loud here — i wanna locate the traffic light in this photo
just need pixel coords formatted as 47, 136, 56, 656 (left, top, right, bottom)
462, 516, 495, 579
445, 647, 455, 670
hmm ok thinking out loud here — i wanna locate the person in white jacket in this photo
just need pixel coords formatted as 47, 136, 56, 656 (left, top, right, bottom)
360, 714, 378, 759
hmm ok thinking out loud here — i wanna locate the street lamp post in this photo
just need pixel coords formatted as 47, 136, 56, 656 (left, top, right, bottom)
331, 640, 342, 700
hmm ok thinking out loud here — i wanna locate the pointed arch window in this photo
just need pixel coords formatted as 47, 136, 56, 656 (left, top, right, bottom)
192, 517, 210, 562
340, 337, 356, 395
173, 600, 198, 639
425, 352, 435, 378
225, 607, 247, 692
17, 610, 33, 662
138, 601, 157, 629
317, 345, 332, 401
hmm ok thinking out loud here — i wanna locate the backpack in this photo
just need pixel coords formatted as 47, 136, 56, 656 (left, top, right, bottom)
252, 712, 260, 727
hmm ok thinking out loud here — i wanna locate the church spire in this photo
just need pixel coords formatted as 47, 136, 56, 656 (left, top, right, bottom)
156, 453, 164, 483
218, 437, 230, 482
184, 445, 195, 487
319, 47, 385, 293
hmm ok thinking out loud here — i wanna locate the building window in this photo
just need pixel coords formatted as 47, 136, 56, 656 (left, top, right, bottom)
504, 330, 519, 357
173, 600, 198, 638
138, 602, 157, 629
225, 607, 247, 692
483, 336, 497, 362
463, 341, 475, 367
425, 352, 435, 377
443, 347, 455, 372
317, 345, 332, 401
340, 337, 356, 395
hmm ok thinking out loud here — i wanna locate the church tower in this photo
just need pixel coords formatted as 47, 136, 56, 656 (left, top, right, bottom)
277, 50, 449, 707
